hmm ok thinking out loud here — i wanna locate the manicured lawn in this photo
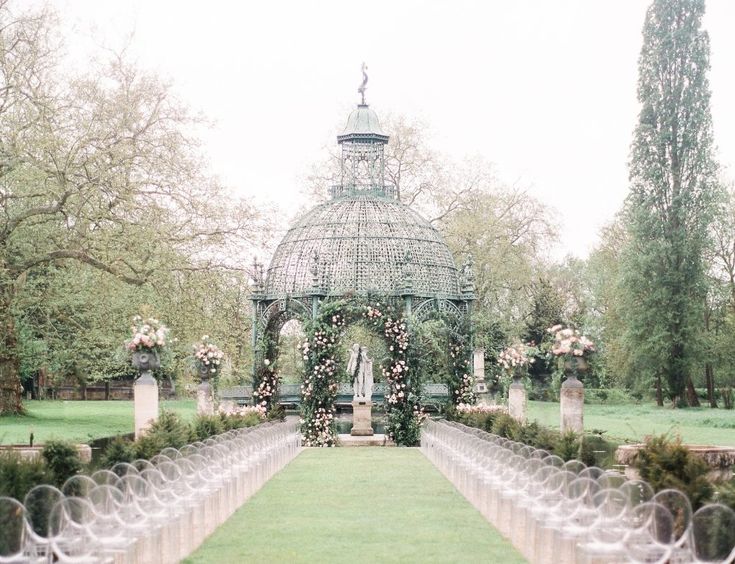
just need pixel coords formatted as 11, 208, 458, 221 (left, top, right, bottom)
0, 400, 196, 445
185, 448, 524, 564
528, 401, 735, 447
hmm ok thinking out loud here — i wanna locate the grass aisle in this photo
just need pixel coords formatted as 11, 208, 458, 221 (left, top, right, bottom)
185, 448, 525, 564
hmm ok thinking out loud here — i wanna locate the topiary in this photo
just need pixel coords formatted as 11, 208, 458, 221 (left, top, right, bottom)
634, 434, 713, 510
41, 441, 83, 488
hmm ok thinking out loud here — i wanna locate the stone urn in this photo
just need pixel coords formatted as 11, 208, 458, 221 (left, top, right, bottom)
198, 364, 212, 382
563, 356, 588, 381
511, 366, 525, 385
132, 349, 160, 381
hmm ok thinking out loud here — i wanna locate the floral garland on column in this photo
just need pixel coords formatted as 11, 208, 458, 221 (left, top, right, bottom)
253, 325, 280, 413
449, 328, 476, 406
375, 308, 423, 446
300, 299, 422, 447
300, 307, 344, 446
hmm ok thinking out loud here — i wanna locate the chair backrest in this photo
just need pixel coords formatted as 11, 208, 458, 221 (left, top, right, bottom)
0, 496, 27, 558
91, 469, 122, 488
61, 474, 96, 498
23, 485, 64, 538
691, 503, 735, 563
652, 488, 693, 543
49, 497, 97, 560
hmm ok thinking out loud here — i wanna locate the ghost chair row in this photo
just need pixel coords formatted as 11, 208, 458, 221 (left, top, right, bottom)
0, 419, 302, 564
420, 419, 735, 564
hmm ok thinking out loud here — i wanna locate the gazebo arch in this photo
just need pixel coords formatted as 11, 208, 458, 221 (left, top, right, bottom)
251, 88, 476, 445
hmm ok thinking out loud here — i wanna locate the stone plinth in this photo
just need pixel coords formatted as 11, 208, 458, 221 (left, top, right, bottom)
338, 434, 394, 447
508, 381, 527, 424
134, 372, 159, 439
616, 444, 735, 482
351, 400, 374, 436
560, 376, 584, 433
197, 381, 214, 415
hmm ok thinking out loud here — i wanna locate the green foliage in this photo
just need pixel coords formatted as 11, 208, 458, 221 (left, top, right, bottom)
621, 0, 721, 406
99, 436, 136, 468
41, 441, 82, 488
714, 479, 735, 512
450, 407, 501, 433
219, 412, 262, 430
0, 452, 53, 500
191, 414, 225, 442
134, 410, 192, 459
555, 431, 581, 462
633, 434, 713, 510
491, 414, 521, 440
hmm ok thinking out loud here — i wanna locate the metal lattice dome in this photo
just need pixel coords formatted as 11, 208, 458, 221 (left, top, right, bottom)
264, 193, 462, 299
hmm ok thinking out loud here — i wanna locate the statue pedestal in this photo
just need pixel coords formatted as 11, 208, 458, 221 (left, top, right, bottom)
560, 376, 584, 433
351, 400, 374, 436
509, 381, 527, 424
197, 381, 214, 415
134, 372, 159, 440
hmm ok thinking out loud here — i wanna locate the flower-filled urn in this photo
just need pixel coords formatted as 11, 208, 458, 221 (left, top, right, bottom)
193, 336, 224, 382
126, 316, 169, 376
132, 350, 161, 372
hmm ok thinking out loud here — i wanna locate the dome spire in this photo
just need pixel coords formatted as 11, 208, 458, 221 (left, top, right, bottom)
358, 62, 368, 105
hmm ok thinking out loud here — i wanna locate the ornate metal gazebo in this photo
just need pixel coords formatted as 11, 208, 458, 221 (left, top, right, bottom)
249, 77, 476, 445
251, 100, 474, 339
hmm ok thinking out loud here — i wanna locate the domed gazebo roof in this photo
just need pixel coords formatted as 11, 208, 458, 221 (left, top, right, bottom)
264, 193, 462, 299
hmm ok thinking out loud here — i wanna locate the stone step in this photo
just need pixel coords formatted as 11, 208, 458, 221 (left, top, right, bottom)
337, 433, 395, 447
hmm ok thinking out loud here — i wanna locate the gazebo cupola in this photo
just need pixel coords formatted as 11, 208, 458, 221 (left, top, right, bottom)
332, 66, 393, 200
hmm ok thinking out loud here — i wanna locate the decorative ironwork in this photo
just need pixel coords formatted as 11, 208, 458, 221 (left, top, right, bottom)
252, 85, 475, 421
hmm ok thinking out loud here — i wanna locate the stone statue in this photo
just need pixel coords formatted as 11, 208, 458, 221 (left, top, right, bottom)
347, 343, 374, 401
347, 343, 361, 398
360, 348, 374, 402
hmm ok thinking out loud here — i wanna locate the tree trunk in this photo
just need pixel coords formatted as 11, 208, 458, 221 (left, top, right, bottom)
685, 376, 700, 407
705, 363, 717, 408
0, 288, 23, 414
655, 373, 664, 407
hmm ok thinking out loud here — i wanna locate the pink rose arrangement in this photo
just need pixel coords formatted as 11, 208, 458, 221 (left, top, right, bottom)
126, 316, 169, 352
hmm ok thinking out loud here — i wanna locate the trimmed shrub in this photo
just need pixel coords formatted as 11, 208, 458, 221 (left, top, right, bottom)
491, 413, 521, 439
0, 453, 53, 501
714, 479, 735, 512
41, 441, 82, 488
134, 410, 191, 459
191, 415, 225, 442
220, 412, 262, 430
100, 436, 137, 468
555, 431, 581, 462
634, 434, 713, 510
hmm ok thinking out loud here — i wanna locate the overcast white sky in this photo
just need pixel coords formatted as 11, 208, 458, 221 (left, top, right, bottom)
51, 0, 735, 259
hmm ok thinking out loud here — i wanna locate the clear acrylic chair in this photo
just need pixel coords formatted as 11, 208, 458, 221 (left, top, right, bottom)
623, 501, 676, 564
23, 484, 64, 562
691, 503, 735, 564
0, 496, 28, 563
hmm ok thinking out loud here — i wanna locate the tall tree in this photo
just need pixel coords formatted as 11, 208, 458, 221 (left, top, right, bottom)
0, 2, 261, 413
621, 0, 721, 406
